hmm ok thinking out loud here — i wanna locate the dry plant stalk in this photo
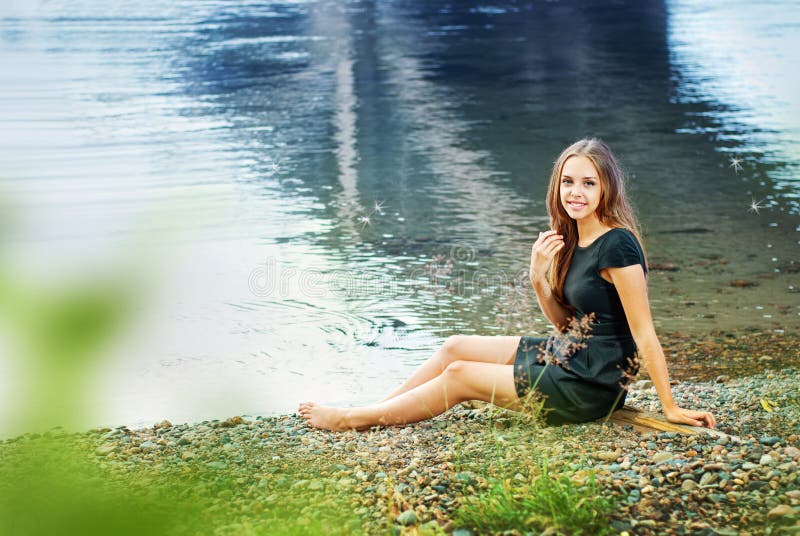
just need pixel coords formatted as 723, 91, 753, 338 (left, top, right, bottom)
604, 353, 643, 422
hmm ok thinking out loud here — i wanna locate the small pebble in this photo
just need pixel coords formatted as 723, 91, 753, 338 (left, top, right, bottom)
396, 510, 418, 526
682, 479, 698, 491
653, 452, 673, 464
767, 504, 797, 520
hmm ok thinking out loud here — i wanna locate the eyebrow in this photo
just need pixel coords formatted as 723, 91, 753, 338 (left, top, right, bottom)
561, 175, 597, 180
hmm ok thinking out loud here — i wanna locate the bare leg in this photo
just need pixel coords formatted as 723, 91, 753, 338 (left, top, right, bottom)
298, 360, 521, 432
379, 335, 521, 402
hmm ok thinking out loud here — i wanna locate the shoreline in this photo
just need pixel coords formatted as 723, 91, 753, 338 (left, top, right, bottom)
2, 368, 798, 534
4, 327, 796, 441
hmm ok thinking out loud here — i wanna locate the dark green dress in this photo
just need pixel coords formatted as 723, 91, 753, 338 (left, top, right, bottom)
513, 227, 648, 425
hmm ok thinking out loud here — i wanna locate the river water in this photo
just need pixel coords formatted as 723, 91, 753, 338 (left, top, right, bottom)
1, 0, 798, 432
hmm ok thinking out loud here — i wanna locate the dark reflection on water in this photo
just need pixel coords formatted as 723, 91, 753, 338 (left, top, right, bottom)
0, 0, 797, 428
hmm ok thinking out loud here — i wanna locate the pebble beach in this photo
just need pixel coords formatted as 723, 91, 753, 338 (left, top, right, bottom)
2, 331, 799, 535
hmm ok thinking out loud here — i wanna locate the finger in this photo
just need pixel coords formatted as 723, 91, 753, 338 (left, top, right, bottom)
542, 239, 564, 256
541, 231, 562, 242
534, 230, 555, 245
692, 416, 706, 427
676, 412, 702, 427
539, 234, 563, 251
704, 413, 716, 429
693, 412, 712, 428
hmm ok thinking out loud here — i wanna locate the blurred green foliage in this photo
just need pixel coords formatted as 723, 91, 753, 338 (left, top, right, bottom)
1, 275, 136, 432
0, 433, 200, 535
0, 427, 369, 535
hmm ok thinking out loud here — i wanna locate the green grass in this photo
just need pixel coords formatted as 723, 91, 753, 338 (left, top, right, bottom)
453, 455, 617, 535
0, 432, 368, 536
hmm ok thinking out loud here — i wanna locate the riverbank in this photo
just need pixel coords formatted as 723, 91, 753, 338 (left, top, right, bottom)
1, 364, 798, 535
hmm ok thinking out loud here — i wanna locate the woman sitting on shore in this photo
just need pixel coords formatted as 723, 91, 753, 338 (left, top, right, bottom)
299, 138, 716, 432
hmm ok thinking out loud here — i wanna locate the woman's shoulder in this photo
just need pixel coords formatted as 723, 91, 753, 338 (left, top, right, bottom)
605, 227, 641, 245
598, 226, 647, 272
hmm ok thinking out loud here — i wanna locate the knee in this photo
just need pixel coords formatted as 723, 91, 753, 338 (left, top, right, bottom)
441, 335, 468, 360
442, 359, 468, 379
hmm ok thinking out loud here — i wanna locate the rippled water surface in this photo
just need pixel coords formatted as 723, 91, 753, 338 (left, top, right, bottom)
1, 0, 798, 430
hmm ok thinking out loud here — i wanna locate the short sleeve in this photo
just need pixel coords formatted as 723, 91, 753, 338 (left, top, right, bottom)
598, 229, 647, 275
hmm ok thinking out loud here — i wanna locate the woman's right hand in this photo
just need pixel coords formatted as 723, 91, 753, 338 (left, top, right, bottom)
530, 230, 564, 283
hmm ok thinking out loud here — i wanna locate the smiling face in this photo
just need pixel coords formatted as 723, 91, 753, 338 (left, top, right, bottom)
559, 155, 603, 222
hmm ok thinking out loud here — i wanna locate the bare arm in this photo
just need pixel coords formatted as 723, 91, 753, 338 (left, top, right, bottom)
607, 264, 717, 429
529, 230, 572, 332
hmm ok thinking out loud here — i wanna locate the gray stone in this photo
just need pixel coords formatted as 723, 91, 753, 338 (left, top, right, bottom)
708, 494, 727, 504
653, 452, 673, 464
396, 510, 418, 526
681, 479, 698, 491
455, 472, 477, 486
767, 504, 797, 520
595, 450, 620, 462
700, 472, 719, 486
94, 444, 117, 456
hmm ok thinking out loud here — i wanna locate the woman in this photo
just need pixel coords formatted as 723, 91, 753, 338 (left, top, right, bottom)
299, 138, 716, 432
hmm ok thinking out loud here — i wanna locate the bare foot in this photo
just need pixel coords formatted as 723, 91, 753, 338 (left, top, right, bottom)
298, 401, 351, 432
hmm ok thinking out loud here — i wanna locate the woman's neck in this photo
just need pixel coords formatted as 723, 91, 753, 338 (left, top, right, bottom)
576, 216, 612, 246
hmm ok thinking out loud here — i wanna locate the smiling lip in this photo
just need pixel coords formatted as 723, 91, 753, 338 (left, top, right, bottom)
568, 201, 586, 208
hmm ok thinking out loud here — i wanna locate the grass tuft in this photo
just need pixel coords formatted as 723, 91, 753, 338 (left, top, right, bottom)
453, 457, 616, 535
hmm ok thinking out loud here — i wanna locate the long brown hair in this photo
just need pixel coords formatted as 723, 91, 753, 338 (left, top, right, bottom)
545, 138, 648, 313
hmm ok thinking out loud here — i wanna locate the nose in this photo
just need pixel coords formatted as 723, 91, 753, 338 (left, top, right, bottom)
569, 182, 589, 196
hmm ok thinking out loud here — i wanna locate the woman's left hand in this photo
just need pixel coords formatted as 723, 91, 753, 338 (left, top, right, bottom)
664, 405, 717, 429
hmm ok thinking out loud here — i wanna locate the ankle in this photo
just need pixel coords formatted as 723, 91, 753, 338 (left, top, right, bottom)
341, 409, 357, 430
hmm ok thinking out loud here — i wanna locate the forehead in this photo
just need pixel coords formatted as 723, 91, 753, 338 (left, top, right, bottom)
561, 155, 598, 177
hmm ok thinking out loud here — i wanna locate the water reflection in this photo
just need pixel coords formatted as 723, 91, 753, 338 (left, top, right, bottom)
668, 0, 800, 211
313, 2, 362, 236
0, 0, 797, 431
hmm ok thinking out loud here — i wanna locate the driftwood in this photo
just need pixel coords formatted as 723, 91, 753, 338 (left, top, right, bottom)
608, 405, 732, 439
